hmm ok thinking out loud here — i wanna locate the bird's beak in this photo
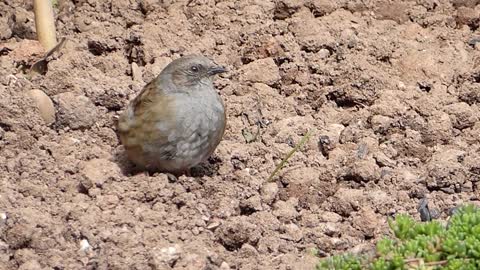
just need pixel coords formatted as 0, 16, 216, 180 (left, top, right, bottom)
207, 66, 227, 76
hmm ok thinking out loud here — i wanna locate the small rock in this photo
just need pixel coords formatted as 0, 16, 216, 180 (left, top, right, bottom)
216, 217, 261, 250
238, 243, 258, 257
207, 220, 221, 230
18, 260, 42, 270
131, 62, 143, 82
352, 207, 379, 238
261, 182, 279, 204
375, 1, 409, 23
342, 159, 381, 183
215, 197, 240, 218
5, 223, 34, 249
179, 253, 208, 269
397, 170, 421, 190
139, 0, 159, 14
339, 28, 359, 48
150, 244, 182, 268
220, 261, 230, 269
467, 37, 480, 47
239, 58, 280, 85
370, 115, 393, 134
305, 0, 337, 16
423, 112, 453, 145
318, 135, 333, 156
318, 124, 345, 156
463, 181, 473, 192
426, 149, 466, 190
455, 7, 479, 29
0, 15, 12, 39
366, 190, 394, 214
356, 142, 369, 159
318, 211, 342, 223
241, 195, 263, 212
79, 239, 91, 251
81, 158, 121, 188
27, 89, 55, 125
273, 0, 302, 19
321, 222, 341, 237
273, 198, 299, 221
418, 198, 431, 222
318, 48, 330, 59
54, 92, 98, 130
289, 17, 335, 52
444, 102, 478, 130
283, 223, 303, 241
373, 152, 396, 167
331, 188, 364, 217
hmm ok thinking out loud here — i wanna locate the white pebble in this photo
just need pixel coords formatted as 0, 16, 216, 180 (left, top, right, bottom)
220, 261, 231, 269
160, 246, 177, 255
79, 239, 91, 251
318, 48, 330, 59
0, 213, 6, 220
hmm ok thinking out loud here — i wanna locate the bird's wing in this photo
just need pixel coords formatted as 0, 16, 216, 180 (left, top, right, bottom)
130, 78, 162, 117
117, 78, 177, 162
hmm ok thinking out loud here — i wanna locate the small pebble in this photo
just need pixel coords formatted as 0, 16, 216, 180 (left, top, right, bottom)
318, 48, 330, 59
79, 239, 91, 251
207, 221, 221, 230
27, 89, 55, 125
418, 198, 431, 221
220, 261, 230, 269
154, 245, 181, 266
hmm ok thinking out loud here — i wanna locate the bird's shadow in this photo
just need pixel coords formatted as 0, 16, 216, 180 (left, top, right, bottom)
113, 148, 221, 179
111, 148, 136, 175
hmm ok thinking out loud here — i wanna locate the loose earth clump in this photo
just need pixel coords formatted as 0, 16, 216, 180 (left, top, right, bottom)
1, 0, 480, 269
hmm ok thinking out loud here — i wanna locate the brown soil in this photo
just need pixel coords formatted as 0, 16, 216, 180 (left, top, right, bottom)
1, 0, 480, 269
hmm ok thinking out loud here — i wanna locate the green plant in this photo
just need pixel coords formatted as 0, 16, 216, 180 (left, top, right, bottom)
317, 205, 480, 270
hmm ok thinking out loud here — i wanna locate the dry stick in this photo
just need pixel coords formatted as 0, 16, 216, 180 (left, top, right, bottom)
267, 130, 312, 182
33, 0, 57, 51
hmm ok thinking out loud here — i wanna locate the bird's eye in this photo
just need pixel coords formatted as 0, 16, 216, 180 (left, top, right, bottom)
190, 65, 199, 72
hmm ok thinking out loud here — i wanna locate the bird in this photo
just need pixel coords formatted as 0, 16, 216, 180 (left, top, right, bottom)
117, 55, 227, 174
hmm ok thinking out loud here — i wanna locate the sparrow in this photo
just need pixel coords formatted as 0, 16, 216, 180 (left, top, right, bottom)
117, 55, 227, 174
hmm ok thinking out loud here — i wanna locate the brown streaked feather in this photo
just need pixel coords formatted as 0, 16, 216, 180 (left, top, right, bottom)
131, 77, 161, 117
117, 78, 176, 164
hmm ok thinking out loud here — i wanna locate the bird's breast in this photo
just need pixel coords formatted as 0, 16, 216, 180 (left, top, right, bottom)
166, 92, 225, 159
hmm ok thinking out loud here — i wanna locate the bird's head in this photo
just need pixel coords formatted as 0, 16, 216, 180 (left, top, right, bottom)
161, 55, 227, 90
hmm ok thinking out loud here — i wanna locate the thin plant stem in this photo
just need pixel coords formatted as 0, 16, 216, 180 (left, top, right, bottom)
267, 130, 312, 182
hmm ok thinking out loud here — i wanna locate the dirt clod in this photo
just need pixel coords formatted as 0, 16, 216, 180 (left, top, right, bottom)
54, 92, 98, 130
239, 58, 281, 85
1, 0, 479, 269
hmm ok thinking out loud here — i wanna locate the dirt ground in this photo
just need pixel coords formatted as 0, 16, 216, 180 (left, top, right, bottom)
1, 0, 480, 269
